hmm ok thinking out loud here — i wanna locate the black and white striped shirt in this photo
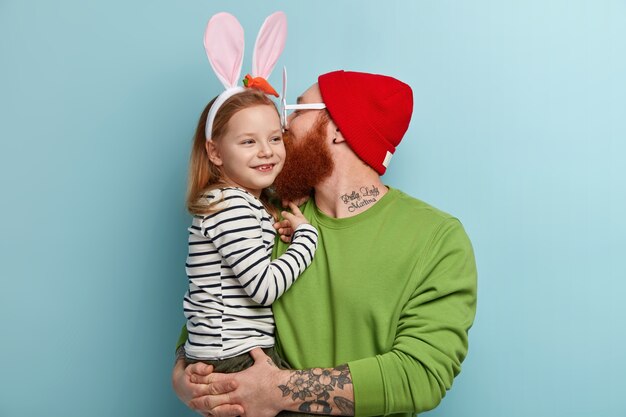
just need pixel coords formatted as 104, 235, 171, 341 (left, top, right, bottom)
183, 188, 318, 360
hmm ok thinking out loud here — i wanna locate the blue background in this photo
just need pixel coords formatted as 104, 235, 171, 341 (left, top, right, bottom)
1, 1, 625, 416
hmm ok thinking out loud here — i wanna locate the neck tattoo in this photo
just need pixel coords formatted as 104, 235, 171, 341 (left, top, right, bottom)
339, 185, 380, 212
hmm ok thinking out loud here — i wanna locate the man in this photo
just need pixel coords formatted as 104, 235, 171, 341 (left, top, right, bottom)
173, 70, 477, 417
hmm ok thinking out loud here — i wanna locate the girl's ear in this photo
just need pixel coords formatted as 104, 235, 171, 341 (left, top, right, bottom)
205, 140, 223, 166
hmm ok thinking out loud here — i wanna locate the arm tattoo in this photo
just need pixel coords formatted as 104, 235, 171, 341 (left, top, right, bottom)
278, 364, 354, 415
334, 397, 355, 415
175, 345, 186, 364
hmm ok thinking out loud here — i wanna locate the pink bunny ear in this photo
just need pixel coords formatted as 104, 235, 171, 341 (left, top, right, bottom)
251, 11, 287, 79
204, 12, 245, 88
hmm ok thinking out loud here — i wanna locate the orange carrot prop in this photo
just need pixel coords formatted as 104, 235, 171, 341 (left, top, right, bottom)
243, 74, 279, 97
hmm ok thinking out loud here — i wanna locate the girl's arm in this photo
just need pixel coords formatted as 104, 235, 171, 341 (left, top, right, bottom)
204, 191, 318, 306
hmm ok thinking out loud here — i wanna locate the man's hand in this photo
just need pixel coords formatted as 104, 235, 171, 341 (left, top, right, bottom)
172, 358, 244, 417
175, 349, 355, 417
188, 348, 288, 417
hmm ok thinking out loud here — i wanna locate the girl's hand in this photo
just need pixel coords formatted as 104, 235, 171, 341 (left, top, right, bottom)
281, 202, 309, 231
281, 195, 310, 208
273, 219, 293, 243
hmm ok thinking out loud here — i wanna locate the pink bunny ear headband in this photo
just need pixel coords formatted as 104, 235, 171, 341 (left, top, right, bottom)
203, 11, 287, 141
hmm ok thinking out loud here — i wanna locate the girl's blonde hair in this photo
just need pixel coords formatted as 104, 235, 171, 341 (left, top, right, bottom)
186, 89, 279, 216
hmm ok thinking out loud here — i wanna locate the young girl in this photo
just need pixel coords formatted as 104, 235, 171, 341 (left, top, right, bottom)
182, 86, 318, 370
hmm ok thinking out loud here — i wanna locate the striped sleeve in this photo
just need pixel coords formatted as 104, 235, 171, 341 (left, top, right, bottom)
204, 194, 318, 306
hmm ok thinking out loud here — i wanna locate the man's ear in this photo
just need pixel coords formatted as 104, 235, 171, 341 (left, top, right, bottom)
205, 140, 223, 166
327, 119, 346, 144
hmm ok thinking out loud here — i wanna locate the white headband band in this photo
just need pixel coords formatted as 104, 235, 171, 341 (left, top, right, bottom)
205, 87, 245, 140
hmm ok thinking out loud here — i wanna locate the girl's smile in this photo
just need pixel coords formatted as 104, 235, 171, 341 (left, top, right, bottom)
207, 104, 285, 198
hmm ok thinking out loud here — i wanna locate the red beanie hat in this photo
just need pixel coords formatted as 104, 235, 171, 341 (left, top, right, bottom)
318, 70, 413, 175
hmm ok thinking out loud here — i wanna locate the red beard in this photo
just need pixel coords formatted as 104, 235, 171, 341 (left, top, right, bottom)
273, 117, 334, 202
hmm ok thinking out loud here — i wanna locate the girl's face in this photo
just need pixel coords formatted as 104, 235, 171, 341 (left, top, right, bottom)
209, 104, 285, 198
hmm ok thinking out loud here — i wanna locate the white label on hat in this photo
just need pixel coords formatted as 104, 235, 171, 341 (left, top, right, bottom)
383, 151, 393, 168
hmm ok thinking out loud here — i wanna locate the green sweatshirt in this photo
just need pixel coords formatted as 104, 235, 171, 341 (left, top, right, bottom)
177, 188, 477, 417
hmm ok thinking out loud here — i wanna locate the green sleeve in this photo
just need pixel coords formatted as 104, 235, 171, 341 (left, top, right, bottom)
348, 219, 477, 416
176, 324, 188, 351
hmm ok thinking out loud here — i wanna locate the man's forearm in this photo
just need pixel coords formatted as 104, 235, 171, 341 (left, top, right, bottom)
175, 344, 186, 363
276, 364, 354, 416
172, 348, 355, 417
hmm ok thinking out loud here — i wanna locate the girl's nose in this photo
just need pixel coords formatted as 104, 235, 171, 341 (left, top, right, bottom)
258, 141, 273, 157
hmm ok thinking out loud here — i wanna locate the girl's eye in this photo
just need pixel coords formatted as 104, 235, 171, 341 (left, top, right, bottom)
241, 139, 254, 145
270, 136, 282, 143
